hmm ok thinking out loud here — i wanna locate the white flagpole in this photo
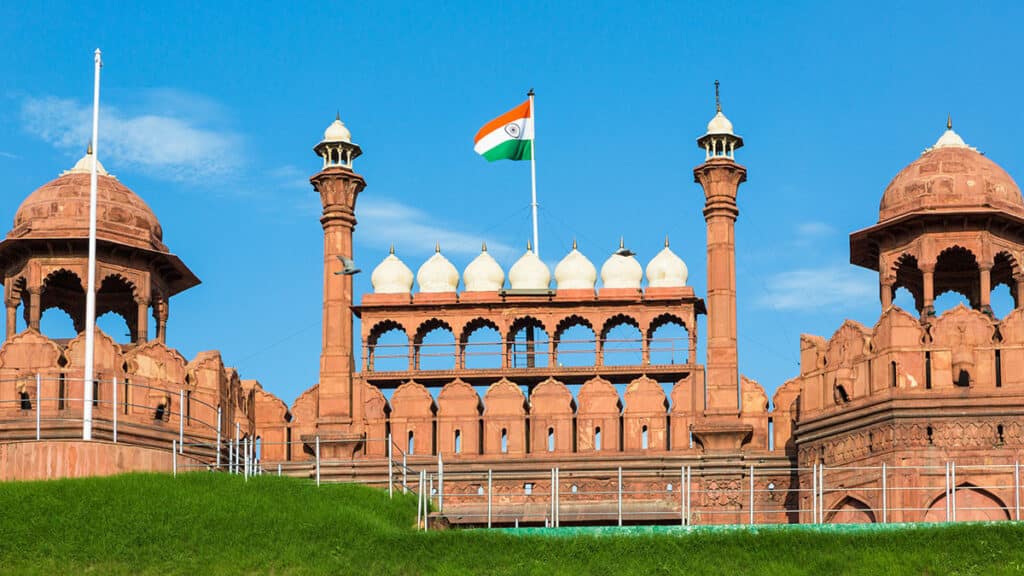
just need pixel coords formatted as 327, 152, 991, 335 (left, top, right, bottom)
528, 89, 539, 257
83, 48, 102, 440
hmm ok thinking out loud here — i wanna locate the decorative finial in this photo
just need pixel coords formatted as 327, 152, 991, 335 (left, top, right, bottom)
572, 237, 578, 250
664, 235, 670, 248
87, 142, 93, 155
528, 88, 535, 97
715, 80, 721, 113
947, 113, 952, 131
435, 241, 440, 253
619, 236, 624, 249
336, 110, 341, 122
389, 243, 395, 255
481, 241, 488, 252
527, 240, 532, 251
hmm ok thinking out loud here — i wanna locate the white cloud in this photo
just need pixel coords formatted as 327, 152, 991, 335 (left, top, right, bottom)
356, 198, 514, 259
0, 151, 18, 159
269, 165, 310, 190
796, 221, 835, 237
756, 265, 875, 311
20, 92, 241, 182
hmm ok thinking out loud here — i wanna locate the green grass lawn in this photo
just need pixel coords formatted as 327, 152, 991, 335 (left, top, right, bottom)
1, 473, 1023, 575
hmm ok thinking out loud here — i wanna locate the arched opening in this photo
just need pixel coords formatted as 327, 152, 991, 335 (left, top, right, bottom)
648, 315, 689, 364
462, 319, 502, 369
414, 320, 456, 370
826, 496, 876, 524
39, 307, 77, 339
408, 430, 415, 455
934, 246, 980, 314
595, 426, 603, 451
508, 317, 549, 368
893, 255, 923, 315
924, 484, 1010, 522
601, 316, 642, 366
991, 252, 1018, 317
547, 427, 555, 452
97, 311, 132, 345
454, 429, 462, 454
641, 425, 649, 449
500, 428, 508, 454
554, 316, 596, 367
368, 321, 409, 371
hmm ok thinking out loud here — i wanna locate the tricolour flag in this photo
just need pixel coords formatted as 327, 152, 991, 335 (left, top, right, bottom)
473, 99, 534, 161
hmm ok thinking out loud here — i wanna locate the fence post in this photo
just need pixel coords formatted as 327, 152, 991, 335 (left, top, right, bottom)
819, 464, 825, 524
617, 466, 623, 527
945, 461, 950, 522
427, 474, 432, 531
112, 376, 117, 443
216, 407, 222, 470
35, 373, 41, 441
686, 465, 692, 526
403, 453, 408, 494
487, 469, 493, 528
172, 439, 177, 477
811, 462, 817, 524
1016, 461, 1020, 521
555, 467, 560, 528
749, 465, 755, 525
437, 451, 443, 514
277, 463, 282, 477
178, 389, 184, 453
315, 435, 321, 487
951, 462, 957, 522
881, 462, 887, 523
417, 470, 423, 529
680, 466, 686, 526
387, 433, 394, 498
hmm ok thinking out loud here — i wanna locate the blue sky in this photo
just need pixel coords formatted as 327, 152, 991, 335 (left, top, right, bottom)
2, 1, 1022, 405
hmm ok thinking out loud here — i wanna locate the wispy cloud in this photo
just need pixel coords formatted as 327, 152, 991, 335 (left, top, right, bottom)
756, 265, 875, 311
19, 91, 241, 182
357, 198, 514, 259
796, 221, 835, 238
269, 165, 310, 190
0, 151, 19, 159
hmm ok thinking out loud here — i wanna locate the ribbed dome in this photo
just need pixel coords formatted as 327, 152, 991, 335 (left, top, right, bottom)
416, 246, 459, 293
705, 111, 734, 136
463, 243, 505, 291
600, 240, 642, 289
323, 115, 352, 143
645, 239, 688, 287
555, 242, 597, 290
371, 247, 414, 294
10, 151, 166, 252
508, 245, 550, 290
879, 128, 1023, 222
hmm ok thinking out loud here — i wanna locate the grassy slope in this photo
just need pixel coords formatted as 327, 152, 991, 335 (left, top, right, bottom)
1, 474, 1023, 575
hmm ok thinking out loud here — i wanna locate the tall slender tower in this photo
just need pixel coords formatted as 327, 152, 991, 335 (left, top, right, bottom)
311, 115, 366, 448
692, 82, 751, 451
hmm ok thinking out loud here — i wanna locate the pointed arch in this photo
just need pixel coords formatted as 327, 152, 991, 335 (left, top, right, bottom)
923, 483, 1010, 522
825, 495, 876, 524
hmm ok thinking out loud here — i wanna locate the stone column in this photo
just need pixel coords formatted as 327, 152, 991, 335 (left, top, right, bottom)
880, 279, 894, 310
922, 266, 935, 317
980, 266, 992, 314
155, 299, 168, 343
1016, 276, 1024, 310
135, 298, 149, 343
27, 287, 41, 331
5, 300, 17, 339
310, 165, 366, 434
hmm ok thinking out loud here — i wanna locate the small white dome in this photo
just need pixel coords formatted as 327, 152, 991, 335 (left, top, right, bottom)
933, 128, 967, 149
705, 111, 734, 136
416, 245, 459, 293
371, 247, 414, 294
600, 240, 642, 289
555, 241, 597, 290
463, 243, 505, 291
508, 244, 551, 289
64, 148, 109, 176
323, 115, 352, 143
645, 238, 688, 288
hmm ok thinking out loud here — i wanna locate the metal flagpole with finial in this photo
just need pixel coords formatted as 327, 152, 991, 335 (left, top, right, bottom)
83, 48, 102, 440
528, 88, 539, 257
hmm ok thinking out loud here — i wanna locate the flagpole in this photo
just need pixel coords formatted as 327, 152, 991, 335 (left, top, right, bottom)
528, 89, 539, 257
83, 48, 102, 441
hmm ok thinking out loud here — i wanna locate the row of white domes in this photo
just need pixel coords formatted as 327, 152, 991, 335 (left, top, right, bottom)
371, 240, 688, 294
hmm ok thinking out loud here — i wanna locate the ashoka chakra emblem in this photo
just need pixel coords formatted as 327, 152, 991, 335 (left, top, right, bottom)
504, 123, 522, 139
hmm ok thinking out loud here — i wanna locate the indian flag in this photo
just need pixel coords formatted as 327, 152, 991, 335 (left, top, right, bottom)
473, 99, 533, 161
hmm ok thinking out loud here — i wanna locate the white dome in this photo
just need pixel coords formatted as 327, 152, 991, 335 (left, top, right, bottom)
600, 240, 642, 289
323, 115, 352, 143
933, 128, 967, 149
64, 148, 109, 176
555, 241, 597, 290
508, 244, 550, 290
370, 247, 414, 294
416, 245, 460, 293
645, 238, 688, 288
463, 243, 505, 291
705, 111, 734, 136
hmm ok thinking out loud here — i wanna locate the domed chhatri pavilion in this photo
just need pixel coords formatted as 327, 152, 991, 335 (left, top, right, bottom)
4, 96, 1024, 527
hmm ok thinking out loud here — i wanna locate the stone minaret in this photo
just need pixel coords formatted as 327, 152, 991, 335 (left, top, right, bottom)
692, 83, 751, 451
311, 115, 366, 443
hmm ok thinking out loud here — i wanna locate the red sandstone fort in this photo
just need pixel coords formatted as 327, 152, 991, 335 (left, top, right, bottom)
2, 99, 1023, 526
